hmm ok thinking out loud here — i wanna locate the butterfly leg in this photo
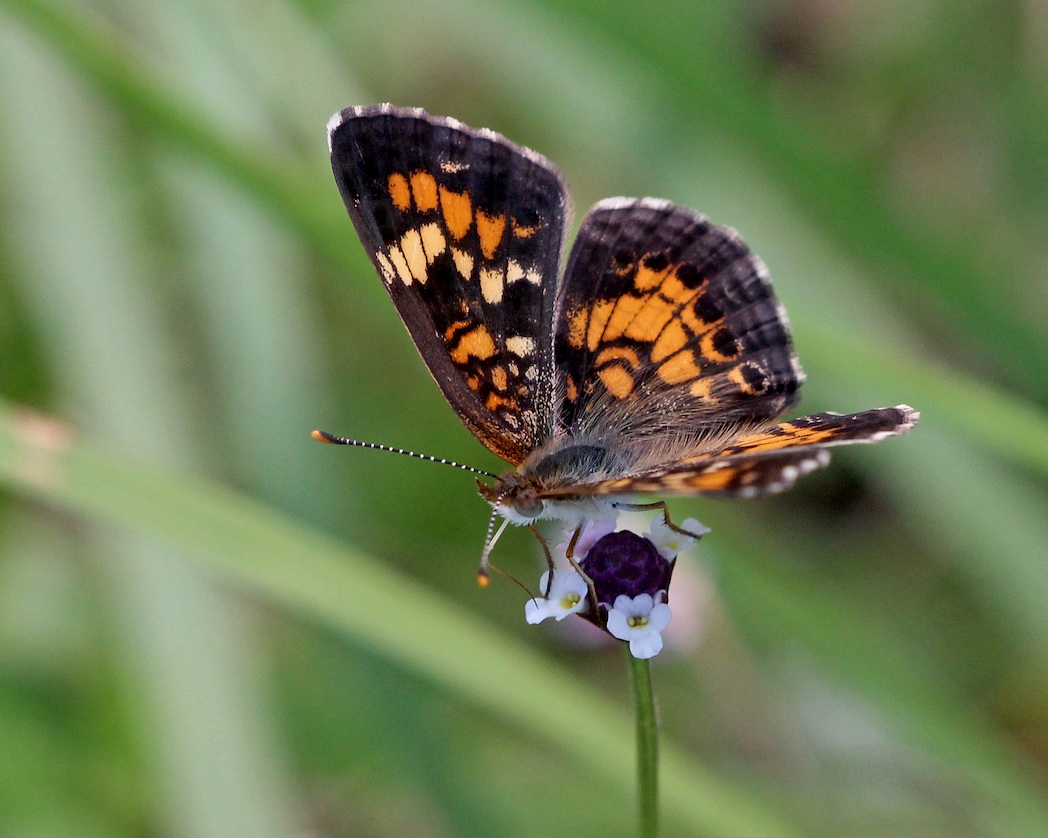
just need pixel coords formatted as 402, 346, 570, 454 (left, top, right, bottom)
564, 554, 600, 614
526, 524, 557, 595
613, 500, 708, 540
557, 524, 601, 612
563, 525, 584, 559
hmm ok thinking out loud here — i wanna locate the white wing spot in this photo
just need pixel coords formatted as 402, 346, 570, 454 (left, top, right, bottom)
400, 229, 427, 283
451, 247, 474, 281
507, 259, 526, 283
387, 245, 413, 285
506, 335, 535, 357
419, 222, 447, 262
480, 266, 505, 303
375, 252, 396, 285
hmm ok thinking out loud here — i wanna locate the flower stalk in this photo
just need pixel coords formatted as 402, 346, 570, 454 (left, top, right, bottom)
629, 649, 659, 838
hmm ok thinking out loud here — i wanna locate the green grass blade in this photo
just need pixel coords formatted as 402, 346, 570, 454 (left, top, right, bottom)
0, 402, 806, 838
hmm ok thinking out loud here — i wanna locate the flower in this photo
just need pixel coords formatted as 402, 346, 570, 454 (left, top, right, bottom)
524, 570, 589, 624
525, 516, 707, 658
606, 594, 672, 659
646, 516, 709, 560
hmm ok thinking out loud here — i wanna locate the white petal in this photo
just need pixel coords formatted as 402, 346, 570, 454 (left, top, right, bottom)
630, 593, 655, 615
611, 594, 634, 615
550, 574, 588, 615
606, 608, 631, 640
648, 603, 672, 632
679, 517, 711, 537
525, 598, 554, 624
648, 516, 708, 559
550, 571, 588, 597
629, 631, 664, 659
526, 571, 588, 624
648, 516, 673, 542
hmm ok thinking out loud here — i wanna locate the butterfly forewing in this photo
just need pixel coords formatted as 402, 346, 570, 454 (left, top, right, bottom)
328, 105, 569, 464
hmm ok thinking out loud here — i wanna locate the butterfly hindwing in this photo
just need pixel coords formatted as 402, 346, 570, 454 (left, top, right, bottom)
584, 447, 834, 498
553, 199, 804, 444
328, 105, 569, 464
537, 405, 918, 499
715, 405, 920, 457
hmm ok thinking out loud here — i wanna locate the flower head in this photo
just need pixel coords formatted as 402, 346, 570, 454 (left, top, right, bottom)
525, 516, 707, 658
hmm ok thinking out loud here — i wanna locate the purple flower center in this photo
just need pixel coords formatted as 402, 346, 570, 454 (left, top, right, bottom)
578, 530, 672, 606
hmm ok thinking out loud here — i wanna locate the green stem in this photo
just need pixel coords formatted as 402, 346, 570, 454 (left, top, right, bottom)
628, 649, 659, 837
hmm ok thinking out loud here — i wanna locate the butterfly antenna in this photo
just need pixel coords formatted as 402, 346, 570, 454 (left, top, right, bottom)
487, 560, 536, 599
477, 495, 511, 587
311, 430, 497, 478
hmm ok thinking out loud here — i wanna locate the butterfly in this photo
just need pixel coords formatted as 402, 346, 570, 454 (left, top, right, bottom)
320, 104, 918, 575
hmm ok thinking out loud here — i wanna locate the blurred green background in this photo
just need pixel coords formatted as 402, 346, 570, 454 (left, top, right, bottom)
1, 0, 1047, 836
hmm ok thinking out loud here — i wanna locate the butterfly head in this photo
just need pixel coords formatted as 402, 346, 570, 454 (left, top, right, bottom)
478, 477, 621, 532
478, 472, 546, 524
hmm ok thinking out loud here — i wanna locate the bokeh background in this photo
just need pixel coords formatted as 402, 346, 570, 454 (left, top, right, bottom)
2, 1, 1047, 836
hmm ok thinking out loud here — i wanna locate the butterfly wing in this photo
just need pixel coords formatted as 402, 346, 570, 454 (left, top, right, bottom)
328, 105, 569, 464
538, 405, 919, 499
553, 198, 804, 444
715, 405, 919, 457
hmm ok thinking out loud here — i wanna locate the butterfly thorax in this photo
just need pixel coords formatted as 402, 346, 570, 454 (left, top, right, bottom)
478, 439, 629, 525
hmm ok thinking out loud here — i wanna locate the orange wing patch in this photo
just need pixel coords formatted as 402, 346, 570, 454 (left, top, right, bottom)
476, 210, 506, 259
726, 421, 847, 455
409, 171, 439, 211
511, 218, 542, 238
387, 173, 411, 211
439, 186, 473, 239
448, 324, 497, 366
562, 252, 741, 401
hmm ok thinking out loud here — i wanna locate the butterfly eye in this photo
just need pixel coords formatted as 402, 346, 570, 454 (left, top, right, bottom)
512, 491, 544, 519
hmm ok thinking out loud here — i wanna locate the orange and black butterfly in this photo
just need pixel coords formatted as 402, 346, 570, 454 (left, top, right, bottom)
320, 104, 917, 564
